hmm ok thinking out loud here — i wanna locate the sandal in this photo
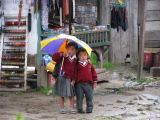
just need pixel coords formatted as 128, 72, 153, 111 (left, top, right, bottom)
60, 109, 66, 114
70, 109, 76, 114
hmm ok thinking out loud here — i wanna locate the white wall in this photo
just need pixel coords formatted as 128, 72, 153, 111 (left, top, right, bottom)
2, 0, 38, 55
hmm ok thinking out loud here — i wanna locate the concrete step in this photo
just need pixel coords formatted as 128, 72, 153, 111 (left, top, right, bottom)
95, 68, 106, 74
97, 72, 109, 82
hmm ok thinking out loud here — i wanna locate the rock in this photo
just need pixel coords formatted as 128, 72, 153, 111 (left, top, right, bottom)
47, 90, 52, 96
98, 104, 104, 107
139, 94, 159, 101
120, 112, 137, 117
116, 100, 127, 103
133, 100, 155, 106
123, 81, 145, 90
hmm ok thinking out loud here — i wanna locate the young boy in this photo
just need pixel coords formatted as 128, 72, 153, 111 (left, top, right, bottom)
72, 48, 98, 113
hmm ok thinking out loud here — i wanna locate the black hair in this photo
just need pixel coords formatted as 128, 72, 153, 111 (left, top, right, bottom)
76, 48, 88, 58
66, 41, 78, 50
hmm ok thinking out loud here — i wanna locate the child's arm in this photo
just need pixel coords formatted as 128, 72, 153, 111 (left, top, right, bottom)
52, 53, 63, 63
91, 65, 98, 88
71, 63, 78, 86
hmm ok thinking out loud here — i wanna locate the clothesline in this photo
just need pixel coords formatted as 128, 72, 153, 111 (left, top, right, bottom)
110, 2, 127, 8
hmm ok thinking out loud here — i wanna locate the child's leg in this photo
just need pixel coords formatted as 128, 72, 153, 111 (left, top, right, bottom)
69, 96, 74, 109
60, 97, 65, 109
84, 84, 93, 113
75, 83, 84, 110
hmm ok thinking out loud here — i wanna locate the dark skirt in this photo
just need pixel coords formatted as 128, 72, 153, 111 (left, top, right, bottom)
52, 75, 75, 97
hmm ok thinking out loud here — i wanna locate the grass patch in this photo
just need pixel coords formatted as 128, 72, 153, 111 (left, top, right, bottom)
117, 88, 124, 93
15, 113, 25, 120
94, 116, 122, 120
0, 92, 8, 95
79, 118, 89, 120
132, 78, 156, 83
15, 92, 23, 96
132, 97, 138, 100
103, 62, 117, 69
38, 87, 53, 95
90, 53, 97, 67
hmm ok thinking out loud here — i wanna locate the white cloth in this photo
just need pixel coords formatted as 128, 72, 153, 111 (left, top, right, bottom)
78, 60, 88, 66
66, 54, 76, 61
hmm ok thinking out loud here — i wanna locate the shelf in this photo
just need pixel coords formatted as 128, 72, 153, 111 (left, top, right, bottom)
0, 16, 28, 91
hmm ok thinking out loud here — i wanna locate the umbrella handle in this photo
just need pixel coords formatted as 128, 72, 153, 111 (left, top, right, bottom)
60, 68, 65, 76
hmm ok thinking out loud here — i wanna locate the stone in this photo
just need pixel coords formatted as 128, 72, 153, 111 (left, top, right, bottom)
116, 100, 127, 103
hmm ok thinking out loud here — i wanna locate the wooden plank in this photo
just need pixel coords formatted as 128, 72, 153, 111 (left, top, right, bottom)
145, 40, 160, 48
145, 21, 160, 31
146, 11, 160, 21
128, 0, 138, 65
137, 0, 147, 79
0, 88, 26, 92
147, 1, 160, 10
40, 66, 48, 88
145, 30, 160, 40
144, 48, 160, 53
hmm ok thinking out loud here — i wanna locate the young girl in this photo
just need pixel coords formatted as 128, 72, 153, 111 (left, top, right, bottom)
72, 48, 97, 114
52, 42, 78, 114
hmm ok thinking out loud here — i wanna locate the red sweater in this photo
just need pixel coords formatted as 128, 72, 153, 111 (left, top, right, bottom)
52, 53, 77, 78
73, 62, 98, 83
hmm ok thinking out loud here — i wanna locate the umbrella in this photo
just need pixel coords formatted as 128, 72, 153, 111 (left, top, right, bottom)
40, 34, 92, 56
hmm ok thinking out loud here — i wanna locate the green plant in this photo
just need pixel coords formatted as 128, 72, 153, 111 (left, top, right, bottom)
117, 88, 124, 93
94, 116, 122, 120
90, 53, 97, 67
16, 113, 25, 120
132, 97, 137, 100
132, 78, 156, 83
79, 118, 89, 120
0, 92, 8, 95
103, 62, 117, 69
38, 87, 53, 95
15, 92, 23, 96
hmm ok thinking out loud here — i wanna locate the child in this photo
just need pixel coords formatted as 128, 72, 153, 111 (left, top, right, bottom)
72, 48, 98, 113
52, 42, 78, 114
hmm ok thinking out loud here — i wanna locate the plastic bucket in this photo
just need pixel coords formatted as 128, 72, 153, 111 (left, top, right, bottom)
45, 62, 56, 72
143, 52, 153, 68
153, 52, 160, 67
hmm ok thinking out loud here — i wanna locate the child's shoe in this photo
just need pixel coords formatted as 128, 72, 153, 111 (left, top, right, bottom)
78, 109, 85, 113
60, 109, 66, 114
86, 109, 92, 113
69, 109, 77, 114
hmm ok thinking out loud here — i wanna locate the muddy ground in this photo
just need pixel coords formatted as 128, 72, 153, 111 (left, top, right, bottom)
0, 64, 160, 120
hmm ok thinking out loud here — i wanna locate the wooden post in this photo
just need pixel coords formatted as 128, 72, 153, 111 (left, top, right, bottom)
68, 0, 72, 35
137, 0, 147, 79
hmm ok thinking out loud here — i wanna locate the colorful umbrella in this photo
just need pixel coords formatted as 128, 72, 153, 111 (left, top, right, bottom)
40, 34, 92, 56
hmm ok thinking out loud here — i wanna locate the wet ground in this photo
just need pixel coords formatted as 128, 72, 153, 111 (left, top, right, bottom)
0, 64, 160, 120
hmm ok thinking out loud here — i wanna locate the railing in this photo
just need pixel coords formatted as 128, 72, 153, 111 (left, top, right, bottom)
72, 25, 111, 47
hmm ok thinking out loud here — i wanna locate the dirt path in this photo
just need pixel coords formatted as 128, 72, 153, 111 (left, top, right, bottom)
0, 86, 160, 120
1, 64, 160, 120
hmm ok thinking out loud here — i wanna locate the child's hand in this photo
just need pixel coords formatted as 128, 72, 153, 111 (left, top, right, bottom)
92, 82, 97, 88
71, 81, 75, 86
87, 59, 91, 64
63, 52, 67, 57
51, 77, 56, 81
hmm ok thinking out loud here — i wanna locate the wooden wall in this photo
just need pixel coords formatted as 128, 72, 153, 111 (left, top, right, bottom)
101, 0, 138, 65
145, 0, 160, 51
101, 0, 160, 65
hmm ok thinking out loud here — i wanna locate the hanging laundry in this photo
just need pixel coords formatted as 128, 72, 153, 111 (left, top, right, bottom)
62, 0, 73, 23
18, 0, 23, 28
41, 0, 48, 31
110, 4, 128, 32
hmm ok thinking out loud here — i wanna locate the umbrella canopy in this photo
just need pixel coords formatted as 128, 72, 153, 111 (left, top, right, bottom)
40, 34, 92, 56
